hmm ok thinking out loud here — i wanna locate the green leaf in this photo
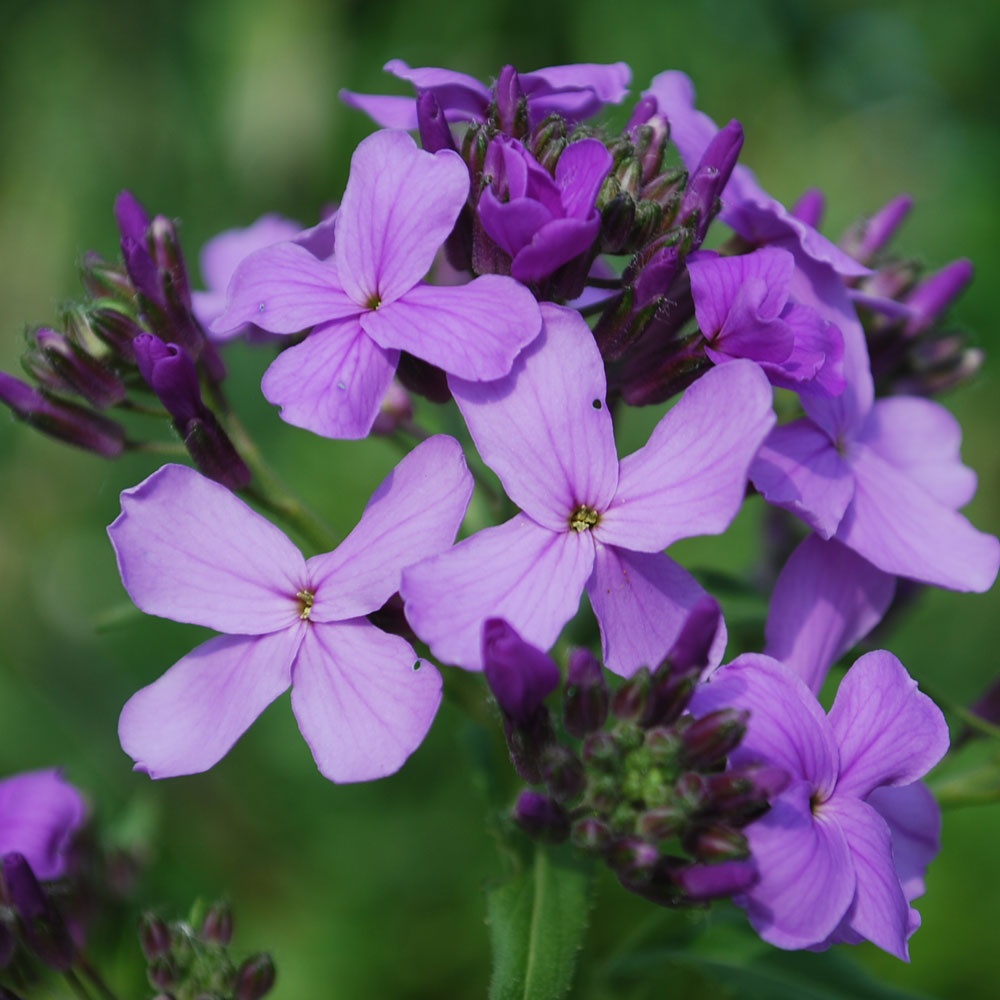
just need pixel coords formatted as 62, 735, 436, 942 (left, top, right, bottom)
487, 843, 593, 1000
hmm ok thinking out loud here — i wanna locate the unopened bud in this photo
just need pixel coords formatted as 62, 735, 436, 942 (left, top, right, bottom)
790, 188, 825, 228
416, 91, 456, 154
88, 306, 144, 362
493, 65, 528, 138
904, 259, 974, 337
685, 823, 749, 862
673, 859, 757, 901
25, 328, 127, 408
611, 668, 651, 722
79, 252, 135, 300
571, 817, 612, 854
512, 791, 569, 843
606, 837, 659, 882
680, 709, 748, 769
1, 854, 74, 971
563, 649, 609, 738
139, 912, 173, 960
679, 120, 743, 246
482, 618, 560, 726
200, 901, 233, 945
636, 804, 687, 842
841, 194, 912, 263
148, 955, 179, 991
234, 952, 277, 1000
539, 745, 586, 803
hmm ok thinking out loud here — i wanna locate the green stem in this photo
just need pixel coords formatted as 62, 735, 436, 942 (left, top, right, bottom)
126, 440, 189, 458
76, 955, 120, 1000
62, 968, 95, 1000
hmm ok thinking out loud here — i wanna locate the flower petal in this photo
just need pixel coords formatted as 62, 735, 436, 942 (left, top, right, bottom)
750, 418, 855, 539
108, 464, 306, 633
867, 782, 941, 903
598, 361, 774, 552
363, 275, 541, 381
449, 303, 617, 528
211, 242, 359, 336
119, 629, 299, 779
335, 130, 469, 306
0, 770, 86, 881
765, 536, 895, 694
261, 319, 399, 440
740, 780, 857, 951
586, 545, 726, 678
290, 620, 441, 783
822, 795, 912, 960
828, 650, 949, 800
400, 514, 595, 671
837, 442, 1000, 592
307, 435, 473, 620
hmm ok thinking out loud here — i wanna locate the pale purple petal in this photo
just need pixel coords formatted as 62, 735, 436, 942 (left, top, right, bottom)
691, 654, 839, 794
511, 217, 603, 284
382, 59, 490, 109
859, 397, 978, 509
765, 536, 895, 694
828, 650, 949, 800
867, 782, 940, 902
338, 91, 421, 129
478, 189, 555, 259
586, 546, 726, 679
750, 419, 854, 539
307, 436, 473, 621
822, 795, 912, 960
200, 214, 304, 293
119, 629, 299, 779
211, 242, 359, 336
763, 306, 844, 397
555, 138, 614, 219
0, 771, 86, 881
740, 781, 857, 950
449, 304, 617, 529
260, 319, 399, 440
400, 515, 595, 671
362, 275, 541, 381
521, 62, 631, 123
291, 619, 441, 782
109, 464, 306, 634
335, 130, 469, 306
838, 443, 1000, 592
598, 361, 774, 552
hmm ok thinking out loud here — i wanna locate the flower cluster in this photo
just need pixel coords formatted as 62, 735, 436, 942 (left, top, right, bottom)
3, 56, 997, 976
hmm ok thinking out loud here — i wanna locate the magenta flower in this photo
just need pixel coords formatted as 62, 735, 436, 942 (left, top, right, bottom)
400, 305, 774, 676
688, 247, 844, 397
213, 129, 541, 439
0, 770, 86, 881
340, 59, 631, 131
108, 436, 472, 782
477, 135, 612, 284
691, 651, 948, 959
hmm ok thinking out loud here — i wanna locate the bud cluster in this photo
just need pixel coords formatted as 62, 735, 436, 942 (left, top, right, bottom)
139, 901, 275, 1000
484, 606, 778, 908
0, 193, 249, 489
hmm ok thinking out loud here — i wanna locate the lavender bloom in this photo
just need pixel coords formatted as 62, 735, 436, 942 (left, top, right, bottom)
340, 59, 631, 132
401, 305, 774, 676
477, 136, 612, 284
213, 130, 541, 439
0, 770, 86, 881
688, 247, 844, 396
691, 651, 948, 958
108, 436, 472, 782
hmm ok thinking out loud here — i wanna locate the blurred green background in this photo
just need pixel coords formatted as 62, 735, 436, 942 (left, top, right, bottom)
1, 0, 999, 996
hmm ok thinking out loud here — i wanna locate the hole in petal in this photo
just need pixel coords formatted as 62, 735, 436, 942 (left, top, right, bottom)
592, 399, 602, 410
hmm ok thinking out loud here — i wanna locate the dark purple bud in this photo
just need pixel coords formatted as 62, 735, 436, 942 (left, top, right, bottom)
493, 65, 527, 137
663, 597, 721, 677
183, 417, 253, 491
636, 805, 687, 842
1, 854, 74, 971
416, 90, 457, 153
0, 372, 126, 457
679, 119, 743, 246
371, 380, 414, 436
571, 817, 612, 854
139, 912, 172, 961
148, 955, 179, 991
680, 709, 749, 770
234, 953, 277, 1000
121, 236, 162, 306
611, 668, 651, 722
673, 772, 707, 812
200, 901, 233, 945
685, 823, 749, 862
642, 671, 697, 729
530, 116, 568, 174
79, 251, 135, 300
512, 791, 569, 843
599, 196, 637, 254
25, 328, 126, 408
114, 190, 151, 244
395, 352, 453, 404
482, 618, 560, 725
606, 837, 659, 882
563, 648, 609, 738
134, 334, 203, 424
149, 215, 193, 307
88, 306, 144, 363
673, 859, 757, 901
539, 745, 586, 803
639, 168, 685, 219
790, 188, 825, 228
842, 194, 912, 263
904, 259, 974, 337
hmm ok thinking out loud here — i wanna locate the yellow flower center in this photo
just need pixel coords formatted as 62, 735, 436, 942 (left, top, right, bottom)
569, 504, 601, 532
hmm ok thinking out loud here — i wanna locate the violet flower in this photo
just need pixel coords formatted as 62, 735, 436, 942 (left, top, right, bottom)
340, 59, 631, 132
0, 770, 86, 882
688, 247, 844, 397
108, 436, 472, 782
213, 129, 541, 439
691, 651, 948, 959
477, 135, 612, 284
401, 305, 774, 676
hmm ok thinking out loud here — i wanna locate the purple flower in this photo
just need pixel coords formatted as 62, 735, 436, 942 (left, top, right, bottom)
642, 72, 868, 278
692, 651, 948, 958
0, 770, 86, 881
213, 130, 541, 439
688, 247, 844, 397
340, 59, 631, 132
400, 305, 775, 676
108, 436, 472, 782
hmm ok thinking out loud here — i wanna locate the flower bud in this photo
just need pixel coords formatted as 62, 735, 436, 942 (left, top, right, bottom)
512, 791, 569, 843
790, 188, 825, 228
679, 119, 743, 247
571, 817, 612, 855
482, 618, 560, 726
662, 597, 721, 678
673, 859, 757, 901
598, 194, 637, 254
636, 804, 687, 842
79, 252, 135, 300
539, 745, 586, 803
88, 306, 144, 362
493, 65, 528, 138
416, 90, 456, 154
234, 953, 277, 1000
563, 648, 609, 738
841, 194, 912, 263
684, 823, 749, 862
24, 327, 127, 408
903, 259, 973, 337
611, 668, 651, 722
200, 901, 234, 945
148, 955, 179, 991
139, 912, 173, 961
1, 853, 74, 971
606, 837, 659, 882
679, 709, 748, 770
